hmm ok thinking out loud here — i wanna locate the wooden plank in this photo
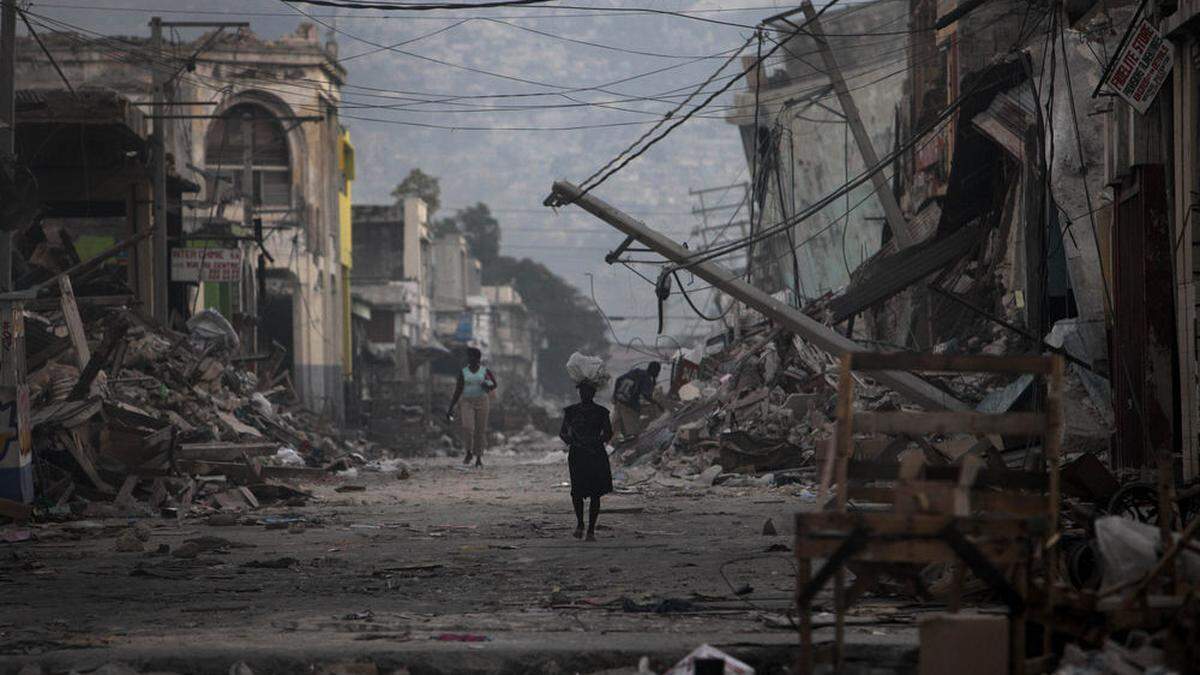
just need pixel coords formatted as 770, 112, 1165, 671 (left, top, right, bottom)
845, 461, 1048, 490
66, 430, 115, 494
58, 276, 90, 369
1043, 355, 1064, 658
30, 228, 156, 293
68, 320, 128, 401
847, 352, 1056, 375
834, 354, 855, 510
855, 411, 1048, 436
176, 460, 325, 483
114, 474, 139, 505
27, 294, 135, 311
176, 442, 278, 461
795, 511, 1044, 538
845, 485, 1049, 516
794, 537, 1027, 564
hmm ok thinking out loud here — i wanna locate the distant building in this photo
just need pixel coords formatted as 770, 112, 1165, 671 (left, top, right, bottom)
350, 198, 442, 442
482, 285, 540, 401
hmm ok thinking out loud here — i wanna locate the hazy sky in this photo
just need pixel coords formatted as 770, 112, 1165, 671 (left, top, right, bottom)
21, 0, 809, 354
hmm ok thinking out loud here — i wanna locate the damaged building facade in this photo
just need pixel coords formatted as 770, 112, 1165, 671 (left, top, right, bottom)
14, 23, 354, 422
723, 0, 1200, 482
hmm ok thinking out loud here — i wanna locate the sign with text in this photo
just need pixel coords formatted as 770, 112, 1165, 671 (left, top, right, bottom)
1105, 19, 1173, 115
171, 247, 244, 283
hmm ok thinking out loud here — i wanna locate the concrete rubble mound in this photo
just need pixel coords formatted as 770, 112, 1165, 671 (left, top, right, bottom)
3, 266, 394, 522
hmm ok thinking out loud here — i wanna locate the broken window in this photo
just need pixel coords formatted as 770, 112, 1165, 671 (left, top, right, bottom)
204, 102, 292, 207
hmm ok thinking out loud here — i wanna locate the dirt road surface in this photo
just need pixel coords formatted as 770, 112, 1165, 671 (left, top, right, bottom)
1, 451, 917, 674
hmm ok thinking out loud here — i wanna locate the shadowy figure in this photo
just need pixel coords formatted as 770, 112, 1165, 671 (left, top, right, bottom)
559, 381, 614, 541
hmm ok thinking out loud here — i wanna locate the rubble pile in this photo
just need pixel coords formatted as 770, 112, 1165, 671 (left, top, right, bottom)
20, 285, 389, 520
613, 319, 1044, 480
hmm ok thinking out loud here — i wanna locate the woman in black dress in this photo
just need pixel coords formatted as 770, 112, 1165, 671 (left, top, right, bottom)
559, 381, 614, 541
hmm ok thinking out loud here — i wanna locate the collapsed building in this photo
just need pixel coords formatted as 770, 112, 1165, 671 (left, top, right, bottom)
547, 0, 1200, 671
11, 23, 355, 423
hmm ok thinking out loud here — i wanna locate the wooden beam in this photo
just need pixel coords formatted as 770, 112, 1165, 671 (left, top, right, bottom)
855, 411, 1048, 436
31, 228, 155, 293
176, 442, 279, 462
848, 352, 1056, 375
58, 276, 90, 369
800, 0, 914, 248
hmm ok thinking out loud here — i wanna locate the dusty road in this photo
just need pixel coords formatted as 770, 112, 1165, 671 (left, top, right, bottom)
1, 451, 917, 674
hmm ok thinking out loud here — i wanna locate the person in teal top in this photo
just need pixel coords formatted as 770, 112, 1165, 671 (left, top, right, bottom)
447, 347, 498, 467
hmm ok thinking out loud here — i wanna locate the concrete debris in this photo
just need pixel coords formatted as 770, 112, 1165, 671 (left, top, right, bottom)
14, 300, 403, 525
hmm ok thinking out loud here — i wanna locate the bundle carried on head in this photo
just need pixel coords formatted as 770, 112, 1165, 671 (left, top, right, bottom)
565, 352, 610, 389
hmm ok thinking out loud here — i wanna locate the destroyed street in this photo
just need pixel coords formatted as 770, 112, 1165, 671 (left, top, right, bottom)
5, 0, 1200, 674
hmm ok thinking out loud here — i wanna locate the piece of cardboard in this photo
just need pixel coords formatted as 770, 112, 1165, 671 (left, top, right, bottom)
919, 613, 1008, 675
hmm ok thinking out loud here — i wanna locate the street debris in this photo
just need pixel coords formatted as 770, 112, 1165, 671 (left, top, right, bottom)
663, 644, 754, 675
1, 288, 406, 528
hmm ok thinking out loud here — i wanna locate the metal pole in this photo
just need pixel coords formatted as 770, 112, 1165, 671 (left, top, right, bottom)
150, 17, 168, 322
241, 109, 255, 352
549, 180, 970, 412
800, 0, 913, 248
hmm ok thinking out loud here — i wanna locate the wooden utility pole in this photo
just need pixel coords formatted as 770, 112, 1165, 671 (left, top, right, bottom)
799, 0, 914, 248
150, 17, 168, 322
550, 180, 970, 412
241, 110, 254, 232
0, 0, 16, 291
0, 0, 31, 505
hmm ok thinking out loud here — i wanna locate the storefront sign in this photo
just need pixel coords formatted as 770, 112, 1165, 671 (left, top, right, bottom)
170, 247, 244, 283
1104, 19, 1173, 115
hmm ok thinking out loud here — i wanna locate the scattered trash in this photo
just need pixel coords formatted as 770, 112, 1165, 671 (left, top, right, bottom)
241, 557, 299, 569
432, 633, 491, 642
621, 597, 699, 614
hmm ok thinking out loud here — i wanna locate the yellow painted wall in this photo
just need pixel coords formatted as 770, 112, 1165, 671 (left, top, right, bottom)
339, 128, 354, 378
339, 129, 354, 270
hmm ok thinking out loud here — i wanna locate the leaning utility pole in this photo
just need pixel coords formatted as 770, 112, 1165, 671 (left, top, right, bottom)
799, 0, 913, 248
549, 181, 970, 412
149, 17, 169, 323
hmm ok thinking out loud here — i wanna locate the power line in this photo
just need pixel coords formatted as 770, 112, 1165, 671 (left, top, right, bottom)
558, 0, 843, 203
282, 0, 560, 10
280, 0, 806, 31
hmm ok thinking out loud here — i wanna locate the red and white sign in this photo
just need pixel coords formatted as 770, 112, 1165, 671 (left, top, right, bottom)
1105, 19, 1173, 115
170, 247, 244, 283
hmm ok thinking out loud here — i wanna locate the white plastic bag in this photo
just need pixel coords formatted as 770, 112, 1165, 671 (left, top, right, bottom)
187, 308, 240, 351
566, 351, 610, 387
1095, 515, 1200, 588
274, 447, 305, 467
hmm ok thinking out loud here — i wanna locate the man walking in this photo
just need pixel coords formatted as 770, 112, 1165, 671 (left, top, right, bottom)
610, 361, 661, 442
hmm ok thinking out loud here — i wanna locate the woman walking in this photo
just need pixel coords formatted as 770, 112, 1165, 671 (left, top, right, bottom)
559, 381, 614, 541
446, 347, 497, 467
